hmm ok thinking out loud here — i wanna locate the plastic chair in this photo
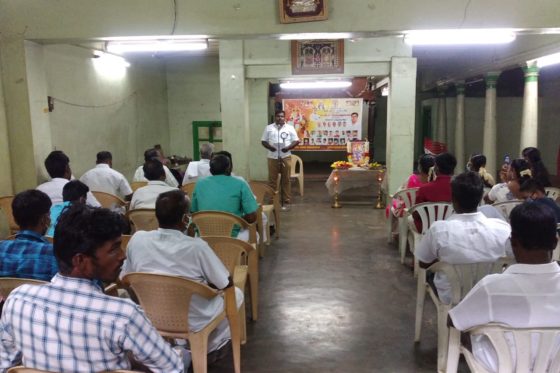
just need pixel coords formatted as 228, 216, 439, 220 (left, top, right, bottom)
7, 367, 142, 373
387, 187, 419, 264
120, 234, 131, 255
181, 182, 196, 199
91, 191, 127, 211
290, 154, 304, 197
447, 324, 560, 373
122, 272, 241, 373
553, 223, 560, 261
406, 202, 454, 277
249, 181, 281, 241
415, 259, 512, 372
130, 181, 147, 192
0, 278, 47, 298
203, 236, 259, 324
191, 211, 258, 249
545, 187, 560, 202
0, 196, 19, 235
126, 209, 158, 233
492, 200, 523, 222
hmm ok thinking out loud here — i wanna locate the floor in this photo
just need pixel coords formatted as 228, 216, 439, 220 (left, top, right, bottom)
210, 176, 456, 372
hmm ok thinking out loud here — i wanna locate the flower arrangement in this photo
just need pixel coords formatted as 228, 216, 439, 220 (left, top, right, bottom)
330, 161, 353, 169
369, 161, 383, 170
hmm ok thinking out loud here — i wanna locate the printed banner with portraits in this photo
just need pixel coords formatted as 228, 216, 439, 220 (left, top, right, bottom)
282, 98, 363, 151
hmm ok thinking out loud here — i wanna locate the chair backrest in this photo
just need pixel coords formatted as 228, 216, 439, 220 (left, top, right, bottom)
91, 191, 126, 210
0, 195, 19, 233
126, 209, 158, 232
393, 187, 419, 209
0, 277, 47, 298
130, 181, 147, 192
7, 367, 142, 373
121, 272, 218, 337
191, 211, 255, 242
492, 200, 523, 221
248, 181, 277, 204
408, 202, 454, 234
428, 258, 512, 305
202, 236, 255, 272
291, 154, 303, 176
465, 324, 560, 373
181, 182, 196, 199
121, 234, 132, 254
545, 187, 560, 202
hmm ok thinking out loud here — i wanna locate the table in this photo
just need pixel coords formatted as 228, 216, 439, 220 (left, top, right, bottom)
325, 168, 385, 206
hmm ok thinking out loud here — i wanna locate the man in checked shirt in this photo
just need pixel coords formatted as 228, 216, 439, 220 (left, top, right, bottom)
0, 204, 184, 373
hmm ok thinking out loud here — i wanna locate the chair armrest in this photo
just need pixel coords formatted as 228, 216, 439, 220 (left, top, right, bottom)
233, 265, 248, 290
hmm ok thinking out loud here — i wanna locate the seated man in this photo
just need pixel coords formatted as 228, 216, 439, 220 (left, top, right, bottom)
133, 147, 179, 187
449, 203, 560, 373
511, 178, 560, 222
0, 190, 58, 281
36, 150, 100, 207
130, 159, 177, 210
414, 172, 511, 304
0, 204, 183, 372
47, 180, 89, 236
80, 151, 133, 200
191, 154, 258, 241
182, 143, 213, 185
121, 190, 243, 354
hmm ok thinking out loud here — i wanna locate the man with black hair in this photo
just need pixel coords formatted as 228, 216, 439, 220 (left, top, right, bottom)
122, 189, 243, 356
0, 204, 183, 372
80, 151, 133, 200
132, 147, 179, 187
36, 150, 100, 207
0, 190, 58, 281
130, 159, 177, 210
191, 154, 258, 240
515, 178, 560, 222
449, 203, 560, 372
415, 172, 510, 304
46, 180, 89, 236
415, 152, 457, 204
182, 143, 214, 185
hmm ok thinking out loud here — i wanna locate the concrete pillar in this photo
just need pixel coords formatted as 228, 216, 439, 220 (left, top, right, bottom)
436, 85, 447, 145
454, 81, 465, 172
483, 71, 500, 176
0, 36, 52, 192
520, 61, 539, 152
386, 57, 417, 196
219, 40, 250, 178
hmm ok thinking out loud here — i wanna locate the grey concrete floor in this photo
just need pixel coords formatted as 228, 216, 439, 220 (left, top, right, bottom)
211, 180, 452, 373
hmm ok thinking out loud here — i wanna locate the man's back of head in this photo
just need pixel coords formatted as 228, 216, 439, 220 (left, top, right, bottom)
143, 159, 165, 181
435, 152, 457, 176
44, 150, 71, 179
451, 172, 484, 213
96, 151, 112, 165
62, 180, 89, 204
155, 190, 190, 229
143, 148, 160, 162
12, 190, 52, 233
214, 150, 233, 174
210, 154, 231, 176
200, 143, 215, 160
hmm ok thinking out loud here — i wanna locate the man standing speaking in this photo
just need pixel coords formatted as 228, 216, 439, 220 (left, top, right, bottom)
261, 110, 300, 210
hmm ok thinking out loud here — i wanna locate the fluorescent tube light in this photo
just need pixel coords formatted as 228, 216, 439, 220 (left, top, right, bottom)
92, 51, 130, 68
404, 29, 516, 45
279, 33, 351, 40
280, 80, 352, 89
533, 52, 560, 68
107, 39, 208, 53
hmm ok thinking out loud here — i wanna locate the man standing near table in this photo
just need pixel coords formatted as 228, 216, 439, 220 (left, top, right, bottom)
261, 111, 299, 210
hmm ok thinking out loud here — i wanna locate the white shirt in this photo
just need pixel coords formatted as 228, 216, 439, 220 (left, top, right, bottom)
121, 228, 243, 351
449, 262, 560, 373
182, 159, 211, 185
80, 163, 133, 199
487, 182, 514, 203
133, 165, 179, 188
415, 212, 511, 304
129, 181, 176, 210
261, 123, 299, 159
36, 177, 101, 207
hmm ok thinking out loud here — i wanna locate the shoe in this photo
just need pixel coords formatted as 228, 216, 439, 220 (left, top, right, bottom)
281, 204, 291, 211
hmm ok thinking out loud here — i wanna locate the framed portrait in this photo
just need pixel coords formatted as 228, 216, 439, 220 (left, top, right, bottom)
291, 39, 344, 75
279, 0, 328, 23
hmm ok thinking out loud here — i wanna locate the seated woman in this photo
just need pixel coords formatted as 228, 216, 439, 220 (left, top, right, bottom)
522, 146, 552, 187
468, 153, 495, 188
484, 162, 514, 204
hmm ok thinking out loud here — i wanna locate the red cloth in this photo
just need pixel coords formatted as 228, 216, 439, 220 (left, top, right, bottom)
414, 175, 453, 232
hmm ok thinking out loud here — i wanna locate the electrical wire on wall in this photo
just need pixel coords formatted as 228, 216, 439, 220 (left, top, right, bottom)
170, 0, 178, 35
51, 91, 137, 109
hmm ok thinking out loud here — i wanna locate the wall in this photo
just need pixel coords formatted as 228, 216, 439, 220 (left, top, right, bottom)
0, 69, 12, 196
44, 45, 169, 180
166, 55, 221, 159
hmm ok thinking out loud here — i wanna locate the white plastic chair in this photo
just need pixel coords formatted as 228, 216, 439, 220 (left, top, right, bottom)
545, 187, 560, 202
415, 259, 512, 372
553, 223, 560, 261
387, 188, 419, 263
492, 200, 523, 222
406, 202, 454, 277
447, 324, 560, 373
290, 154, 304, 197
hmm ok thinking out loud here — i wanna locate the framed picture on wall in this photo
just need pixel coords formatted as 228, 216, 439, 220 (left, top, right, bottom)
291, 39, 344, 75
279, 0, 328, 23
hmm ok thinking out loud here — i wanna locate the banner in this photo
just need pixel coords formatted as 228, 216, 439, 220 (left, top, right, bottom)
282, 98, 363, 151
